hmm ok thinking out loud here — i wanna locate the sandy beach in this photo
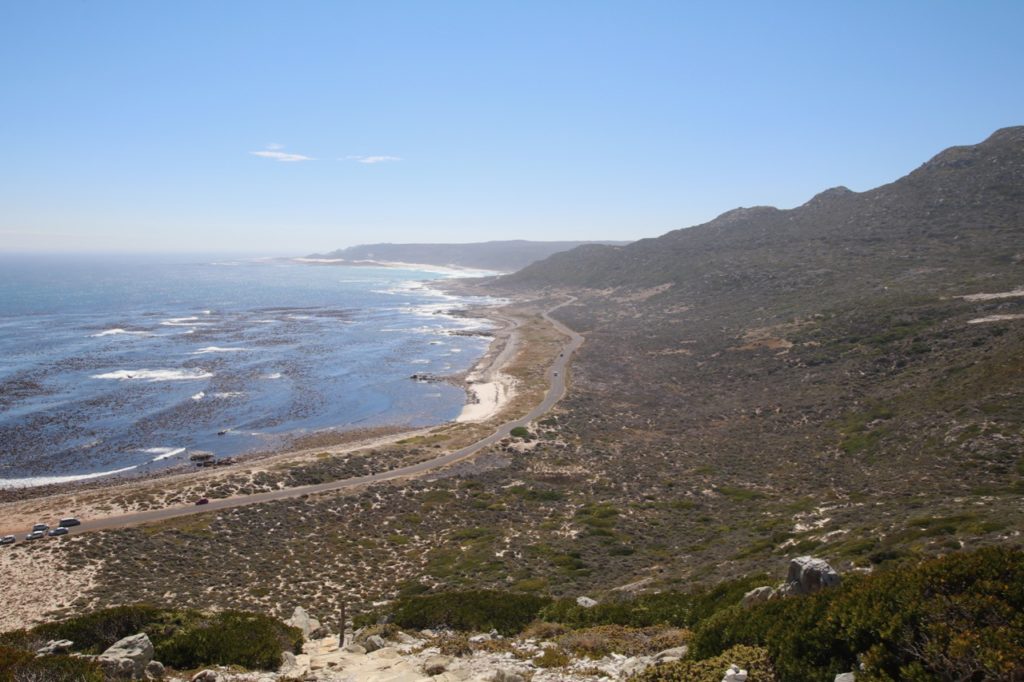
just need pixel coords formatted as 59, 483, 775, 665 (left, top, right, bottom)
456, 309, 520, 422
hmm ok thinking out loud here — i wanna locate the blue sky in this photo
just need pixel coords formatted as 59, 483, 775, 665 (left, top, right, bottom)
2, 1, 1022, 254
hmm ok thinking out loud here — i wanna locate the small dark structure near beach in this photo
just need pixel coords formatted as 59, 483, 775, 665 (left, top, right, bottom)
189, 452, 215, 467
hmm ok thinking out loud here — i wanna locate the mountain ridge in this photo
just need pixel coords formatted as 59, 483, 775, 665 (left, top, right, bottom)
498, 126, 1023, 302
308, 239, 630, 273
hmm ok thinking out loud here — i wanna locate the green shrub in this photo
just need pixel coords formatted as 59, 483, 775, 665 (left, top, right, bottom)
1, 605, 301, 673
534, 646, 571, 668
434, 632, 473, 657
155, 611, 302, 671
690, 593, 849, 682
0, 630, 37, 652
509, 426, 532, 439
629, 644, 777, 682
833, 545, 1024, 681
32, 604, 173, 653
0, 646, 105, 682
690, 547, 1024, 682
387, 590, 551, 635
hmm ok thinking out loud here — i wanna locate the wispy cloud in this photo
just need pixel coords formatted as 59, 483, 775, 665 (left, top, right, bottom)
346, 155, 402, 164
250, 144, 314, 162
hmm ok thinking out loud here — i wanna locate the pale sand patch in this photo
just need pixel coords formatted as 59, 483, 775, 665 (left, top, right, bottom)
455, 308, 520, 424
967, 313, 1024, 324
956, 288, 1024, 302
457, 376, 517, 423
0, 540, 99, 631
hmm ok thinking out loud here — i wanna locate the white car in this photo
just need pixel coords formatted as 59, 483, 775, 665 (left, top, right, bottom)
25, 530, 45, 541
32, 523, 49, 533
0, 535, 15, 546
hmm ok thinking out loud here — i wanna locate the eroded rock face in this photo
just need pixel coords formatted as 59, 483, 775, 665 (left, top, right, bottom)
145, 660, 165, 680
97, 633, 154, 679
363, 634, 387, 653
779, 556, 841, 596
722, 664, 749, 682
191, 670, 219, 682
278, 651, 304, 678
834, 673, 856, 682
740, 586, 775, 608
285, 606, 321, 639
654, 645, 689, 662
36, 639, 74, 655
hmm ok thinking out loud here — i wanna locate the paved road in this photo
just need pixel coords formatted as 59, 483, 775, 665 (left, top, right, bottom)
3, 299, 582, 542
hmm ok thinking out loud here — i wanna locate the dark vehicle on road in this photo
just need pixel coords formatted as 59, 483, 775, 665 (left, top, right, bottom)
195, 498, 209, 505
48, 527, 69, 537
58, 517, 81, 527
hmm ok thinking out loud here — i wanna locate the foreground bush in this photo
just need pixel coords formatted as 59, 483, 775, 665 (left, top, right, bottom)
1, 605, 301, 673
155, 611, 303, 671
385, 590, 552, 635
0, 645, 105, 682
690, 546, 1024, 682
32, 604, 172, 654
629, 644, 777, 682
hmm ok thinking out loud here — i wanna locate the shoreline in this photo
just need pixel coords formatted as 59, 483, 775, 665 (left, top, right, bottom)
0, 298, 525, 524
0, 280, 514, 498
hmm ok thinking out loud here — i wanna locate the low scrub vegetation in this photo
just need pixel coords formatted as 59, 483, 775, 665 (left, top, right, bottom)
0, 645, 105, 682
539, 574, 771, 629
0, 605, 302, 673
355, 548, 1021, 681
630, 644, 777, 682
155, 611, 303, 670
690, 546, 1024, 681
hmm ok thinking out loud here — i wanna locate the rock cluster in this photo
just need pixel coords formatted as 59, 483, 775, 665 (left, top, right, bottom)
36, 639, 74, 655
38, 633, 166, 680
778, 556, 841, 596
285, 606, 322, 639
741, 555, 842, 606
722, 664, 748, 681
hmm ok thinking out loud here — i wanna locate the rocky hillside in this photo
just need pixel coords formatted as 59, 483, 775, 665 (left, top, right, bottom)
309, 240, 630, 272
500, 126, 1024, 307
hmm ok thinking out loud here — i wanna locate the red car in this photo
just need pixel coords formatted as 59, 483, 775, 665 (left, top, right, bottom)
194, 498, 209, 505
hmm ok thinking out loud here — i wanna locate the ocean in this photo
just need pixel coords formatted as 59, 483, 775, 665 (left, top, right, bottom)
0, 254, 498, 488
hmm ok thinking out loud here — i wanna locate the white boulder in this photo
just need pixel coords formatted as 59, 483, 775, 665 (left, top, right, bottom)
97, 633, 154, 679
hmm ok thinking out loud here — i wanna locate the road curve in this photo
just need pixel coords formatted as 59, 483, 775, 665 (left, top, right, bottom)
4, 298, 583, 541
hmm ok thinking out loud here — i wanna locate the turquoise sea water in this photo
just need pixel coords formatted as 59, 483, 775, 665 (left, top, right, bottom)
0, 254, 496, 487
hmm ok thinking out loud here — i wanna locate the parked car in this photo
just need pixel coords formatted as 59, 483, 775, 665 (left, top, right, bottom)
58, 517, 81, 527
0, 535, 15, 545
31, 523, 49, 532
25, 530, 44, 541
48, 527, 69, 537
194, 498, 209, 505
